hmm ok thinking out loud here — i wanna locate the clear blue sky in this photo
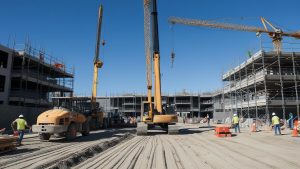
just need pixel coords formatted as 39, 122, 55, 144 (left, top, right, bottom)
1, 0, 300, 96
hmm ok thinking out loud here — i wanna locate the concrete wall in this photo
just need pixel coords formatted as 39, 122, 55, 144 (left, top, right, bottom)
0, 105, 48, 130
0, 45, 13, 105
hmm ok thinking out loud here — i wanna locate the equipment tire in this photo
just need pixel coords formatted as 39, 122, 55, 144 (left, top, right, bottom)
66, 123, 77, 140
81, 121, 90, 136
39, 133, 51, 141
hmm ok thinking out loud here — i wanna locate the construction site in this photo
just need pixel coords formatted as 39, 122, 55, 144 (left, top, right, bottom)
1, 0, 300, 169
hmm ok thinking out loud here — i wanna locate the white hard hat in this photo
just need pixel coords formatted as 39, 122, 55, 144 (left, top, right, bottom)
233, 114, 237, 116
272, 112, 276, 116
19, 114, 24, 118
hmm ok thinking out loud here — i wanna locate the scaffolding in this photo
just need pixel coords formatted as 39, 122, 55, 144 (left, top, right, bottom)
222, 42, 300, 125
9, 42, 74, 107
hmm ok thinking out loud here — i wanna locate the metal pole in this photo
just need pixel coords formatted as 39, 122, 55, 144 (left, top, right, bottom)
234, 72, 238, 115
277, 52, 286, 121
239, 63, 243, 119
252, 56, 258, 129
262, 52, 270, 125
291, 52, 299, 118
246, 64, 250, 118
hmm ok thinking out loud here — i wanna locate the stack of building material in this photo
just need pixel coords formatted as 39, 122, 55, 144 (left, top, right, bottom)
0, 135, 18, 152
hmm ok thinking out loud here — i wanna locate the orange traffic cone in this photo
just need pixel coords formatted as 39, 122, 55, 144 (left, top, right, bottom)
251, 123, 257, 132
292, 126, 298, 137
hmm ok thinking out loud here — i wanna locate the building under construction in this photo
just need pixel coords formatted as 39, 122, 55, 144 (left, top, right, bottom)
215, 49, 300, 123
97, 93, 213, 119
0, 44, 74, 128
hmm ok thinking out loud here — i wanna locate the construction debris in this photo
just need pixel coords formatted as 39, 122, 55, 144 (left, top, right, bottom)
0, 136, 18, 154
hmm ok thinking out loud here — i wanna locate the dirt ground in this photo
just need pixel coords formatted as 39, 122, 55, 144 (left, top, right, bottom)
74, 124, 300, 169
1, 124, 300, 169
0, 128, 135, 169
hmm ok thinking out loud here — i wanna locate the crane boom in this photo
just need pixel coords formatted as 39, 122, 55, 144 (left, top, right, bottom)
92, 5, 104, 110
169, 16, 300, 52
143, 0, 153, 115
169, 16, 268, 33
169, 17, 300, 38
152, 0, 162, 113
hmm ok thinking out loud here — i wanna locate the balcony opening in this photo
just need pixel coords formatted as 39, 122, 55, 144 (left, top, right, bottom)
0, 50, 8, 68
0, 75, 5, 92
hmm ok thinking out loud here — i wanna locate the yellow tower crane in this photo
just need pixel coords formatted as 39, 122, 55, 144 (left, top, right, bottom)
168, 16, 300, 52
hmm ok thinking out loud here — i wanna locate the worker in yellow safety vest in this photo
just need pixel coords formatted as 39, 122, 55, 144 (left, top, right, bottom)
11, 115, 30, 145
232, 113, 240, 133
272, 112, 281, 135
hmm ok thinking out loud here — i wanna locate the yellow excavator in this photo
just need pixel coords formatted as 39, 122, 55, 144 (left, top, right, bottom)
137, 0, 179, 135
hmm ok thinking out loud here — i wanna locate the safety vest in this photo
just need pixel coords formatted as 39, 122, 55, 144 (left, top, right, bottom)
15, 118, 27, 130
272, 116, 280, 125
232, 116, 239, 124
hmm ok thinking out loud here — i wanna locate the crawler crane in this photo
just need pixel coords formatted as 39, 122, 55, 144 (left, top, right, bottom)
137, 0, 179, 135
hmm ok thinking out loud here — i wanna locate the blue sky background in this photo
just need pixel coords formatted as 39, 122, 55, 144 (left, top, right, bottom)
1, 0, 300, 96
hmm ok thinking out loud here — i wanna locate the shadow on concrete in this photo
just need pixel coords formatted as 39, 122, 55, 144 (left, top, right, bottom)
3, 148, 40, 156
146, 131, 168, 135
198, 126, 215, 129
179, 128, 215, 135
46, 128, 136, 143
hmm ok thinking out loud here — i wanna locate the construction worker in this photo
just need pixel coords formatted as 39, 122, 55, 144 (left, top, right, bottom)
232, 113, 240, 133
272, 112, 281, 135
206, 114, 210, 127
11, 115, 30, 145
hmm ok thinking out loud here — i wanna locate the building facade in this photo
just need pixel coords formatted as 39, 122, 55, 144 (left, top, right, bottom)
0, 44, 73, 128
97, 93, 214, 119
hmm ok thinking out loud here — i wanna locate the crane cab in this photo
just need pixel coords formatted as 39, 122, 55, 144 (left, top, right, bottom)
138, 101, 179, 135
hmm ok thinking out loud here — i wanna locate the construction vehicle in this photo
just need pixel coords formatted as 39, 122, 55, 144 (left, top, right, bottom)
168, 16, 300, 52
32, 97, 90, 140
137, 0, 179, 135
32, 5, 106, 140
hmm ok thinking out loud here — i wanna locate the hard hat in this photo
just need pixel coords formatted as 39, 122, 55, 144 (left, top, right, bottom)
233, 114, 237, 116
19, 114, 24, 118
272, 112, 276, 116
